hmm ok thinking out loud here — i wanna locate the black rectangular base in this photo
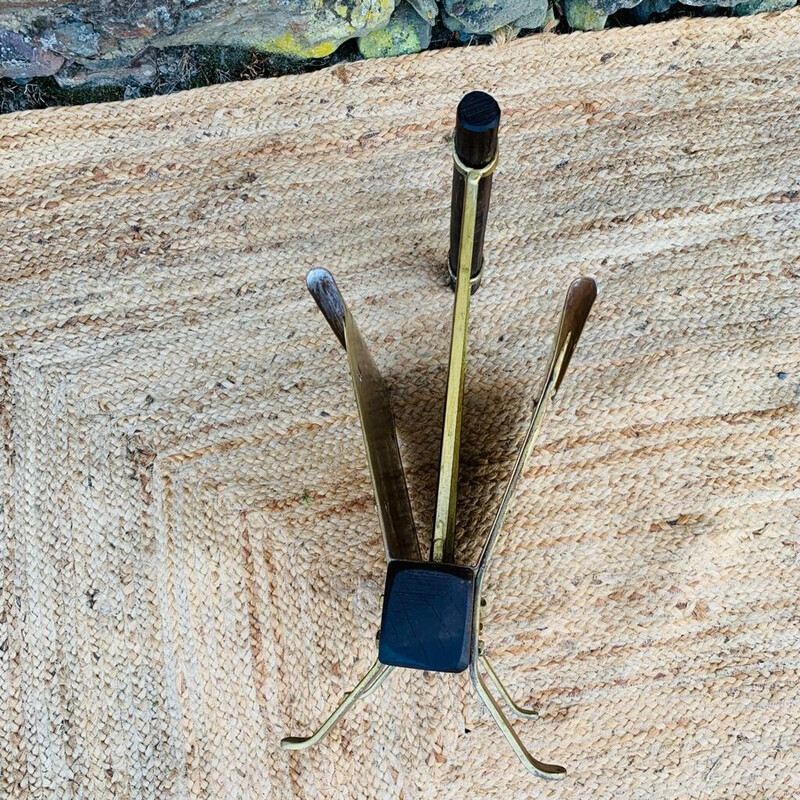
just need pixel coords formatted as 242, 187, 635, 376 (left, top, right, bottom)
378, 560, 475, 673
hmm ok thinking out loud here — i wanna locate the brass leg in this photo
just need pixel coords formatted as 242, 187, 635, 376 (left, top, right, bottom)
479, 654, 538, 719
281, 659, 393, 750
469, 660, 566, 780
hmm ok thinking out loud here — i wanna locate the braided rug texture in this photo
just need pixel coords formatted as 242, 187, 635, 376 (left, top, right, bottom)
2, 9, 800, 799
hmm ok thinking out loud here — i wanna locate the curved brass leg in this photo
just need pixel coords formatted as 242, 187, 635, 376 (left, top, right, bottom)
480, 654, 538, 719
469, 660, 566, 780
281, 659, 393, 750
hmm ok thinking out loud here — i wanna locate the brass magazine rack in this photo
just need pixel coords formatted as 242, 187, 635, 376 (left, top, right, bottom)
281, 91, 597, 780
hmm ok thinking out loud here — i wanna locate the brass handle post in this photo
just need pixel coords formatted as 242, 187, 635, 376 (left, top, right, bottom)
432, 92, 500, 564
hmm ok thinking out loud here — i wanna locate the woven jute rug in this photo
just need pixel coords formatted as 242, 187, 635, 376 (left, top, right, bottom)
2, 8, 799, 799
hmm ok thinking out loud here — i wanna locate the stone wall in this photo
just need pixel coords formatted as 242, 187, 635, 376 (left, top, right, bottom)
0, 0, 796, 89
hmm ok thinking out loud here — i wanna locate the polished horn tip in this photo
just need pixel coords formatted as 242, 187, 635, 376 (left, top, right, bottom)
306, 268, 346, 349
306, 267, 335, 293
568, 275, 598, 307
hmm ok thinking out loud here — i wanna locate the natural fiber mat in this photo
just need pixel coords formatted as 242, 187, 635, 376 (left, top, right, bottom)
2, 8, 800, 799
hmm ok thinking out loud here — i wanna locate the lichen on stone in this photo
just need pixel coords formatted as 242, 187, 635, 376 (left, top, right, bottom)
2, 0, 799, 98
0, 30, 64, 79
249, 0, 397, 58
442, 0, 535, 35
515, 0, 549, 30
564, 0, 608, 29
40, 22, 101, 59
256, 32, 340, 58
351, 0, 397, 29
407, 0, 440, 22
630, 0, 675, 22
358, 1, 432, 56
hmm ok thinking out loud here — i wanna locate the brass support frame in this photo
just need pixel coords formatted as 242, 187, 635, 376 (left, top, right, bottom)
475, 277, 597, 586
470, 657, 566, 780
431, 146, 499, 564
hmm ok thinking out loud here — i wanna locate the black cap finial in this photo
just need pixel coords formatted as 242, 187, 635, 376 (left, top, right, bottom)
454, 91, 501, 169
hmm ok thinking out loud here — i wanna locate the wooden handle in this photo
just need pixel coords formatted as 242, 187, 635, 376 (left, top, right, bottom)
448, 91, 501, 289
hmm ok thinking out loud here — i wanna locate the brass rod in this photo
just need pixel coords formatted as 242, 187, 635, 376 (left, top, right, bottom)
474, 339, 568, 582
475, 277, 596, 582
431, 149, 497, 564
466, 278, 595, 777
